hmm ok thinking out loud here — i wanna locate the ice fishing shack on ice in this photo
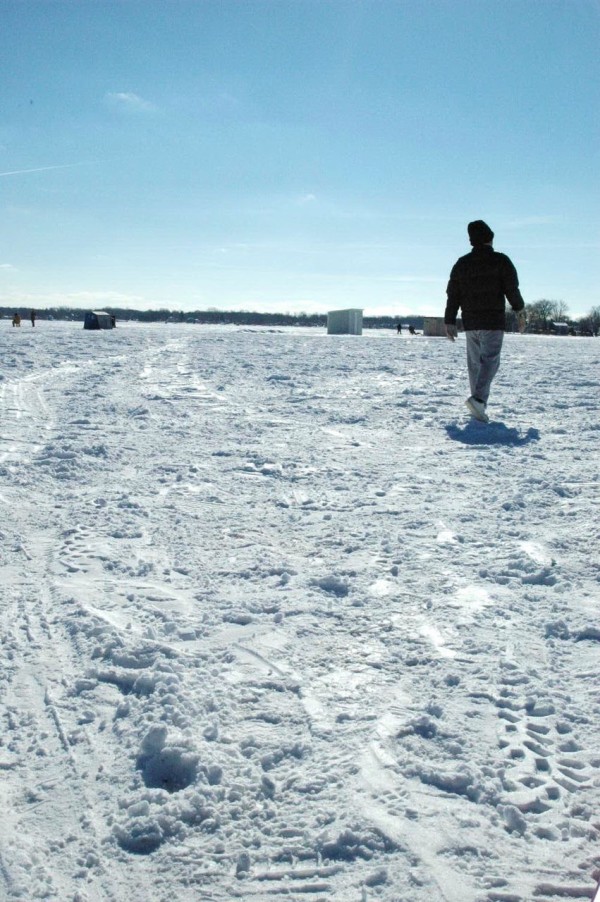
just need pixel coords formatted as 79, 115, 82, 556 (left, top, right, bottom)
327, 308, 363, 335
84, 311, 115, 330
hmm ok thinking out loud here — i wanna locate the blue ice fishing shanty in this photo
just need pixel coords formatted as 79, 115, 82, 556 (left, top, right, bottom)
84, 311, 115, 330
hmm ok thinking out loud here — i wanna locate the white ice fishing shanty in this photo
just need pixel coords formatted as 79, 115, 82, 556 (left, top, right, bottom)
326, 308, 363, 335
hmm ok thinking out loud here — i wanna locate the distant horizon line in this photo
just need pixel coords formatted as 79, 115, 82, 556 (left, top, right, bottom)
0, 305, 415, 320
2, 305, 596, 328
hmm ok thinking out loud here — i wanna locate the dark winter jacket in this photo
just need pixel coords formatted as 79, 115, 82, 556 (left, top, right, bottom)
444, 245, 525, 331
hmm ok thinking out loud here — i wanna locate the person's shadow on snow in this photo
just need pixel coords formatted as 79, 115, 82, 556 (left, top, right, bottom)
445, 420, 540, 446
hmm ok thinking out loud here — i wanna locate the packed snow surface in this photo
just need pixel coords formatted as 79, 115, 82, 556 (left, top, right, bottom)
1, 322, 599, 902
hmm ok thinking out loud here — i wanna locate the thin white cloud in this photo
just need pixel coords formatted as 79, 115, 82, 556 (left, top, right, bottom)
505, 215, 560, 228
0, 263, 16, 270
105, 92, 158, 113
386, 275, 445, 284
0, 288, 149, 308
297, 193, 317, 206
0, 162, 93, 178
65, 290, 149, 305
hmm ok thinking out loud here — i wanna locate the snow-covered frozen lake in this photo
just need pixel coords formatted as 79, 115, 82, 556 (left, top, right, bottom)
1, 321, 599, 902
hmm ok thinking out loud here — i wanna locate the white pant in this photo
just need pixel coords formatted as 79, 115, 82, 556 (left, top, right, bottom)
465, 330, 504, 404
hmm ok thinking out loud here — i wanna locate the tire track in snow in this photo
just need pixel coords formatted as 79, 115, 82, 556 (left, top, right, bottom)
0, 577, 120, 901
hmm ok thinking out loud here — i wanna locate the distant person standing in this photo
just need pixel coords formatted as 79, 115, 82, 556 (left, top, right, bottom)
30, 310, 36, 327
12, 313, 21, 327
444, 220, 526, 423
396, 322, 402, 334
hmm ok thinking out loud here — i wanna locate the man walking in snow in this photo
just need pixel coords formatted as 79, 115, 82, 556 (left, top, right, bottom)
444, 220, 526, 423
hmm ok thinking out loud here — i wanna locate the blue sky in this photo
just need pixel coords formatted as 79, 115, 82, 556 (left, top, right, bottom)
1, 0, 598, 317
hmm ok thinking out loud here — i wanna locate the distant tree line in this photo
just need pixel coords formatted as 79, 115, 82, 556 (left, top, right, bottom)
0, 306, 425, 331
506, 300, 600, 336
1, 302, 598, 334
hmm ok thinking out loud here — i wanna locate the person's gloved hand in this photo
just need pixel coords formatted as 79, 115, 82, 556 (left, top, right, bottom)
446, 324, 458, 341
516, 310, 527, 333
